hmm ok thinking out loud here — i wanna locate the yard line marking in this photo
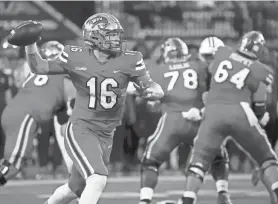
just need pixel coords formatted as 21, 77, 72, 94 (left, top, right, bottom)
37, 189, 268, 199
6, 174, 251, 187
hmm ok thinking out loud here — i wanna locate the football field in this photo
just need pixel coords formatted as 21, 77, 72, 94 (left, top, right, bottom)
0, 174, 269, 204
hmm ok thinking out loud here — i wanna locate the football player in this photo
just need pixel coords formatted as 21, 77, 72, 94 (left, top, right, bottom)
178, 31, 278, 204
138, 37, 231, 204
0, 41, 76, 184
22, 13, 164, 204
200, 36, 277, 203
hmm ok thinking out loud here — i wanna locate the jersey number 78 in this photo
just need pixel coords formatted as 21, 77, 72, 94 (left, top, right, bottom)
164, 69, 198, 91
214, 60, 250, 89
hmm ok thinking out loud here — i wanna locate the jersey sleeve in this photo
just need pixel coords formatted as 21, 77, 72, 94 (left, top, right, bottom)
48, 45, 73, 74
129, 51, 148, 77
128, 51, 154, 87
252, 82, 268, 103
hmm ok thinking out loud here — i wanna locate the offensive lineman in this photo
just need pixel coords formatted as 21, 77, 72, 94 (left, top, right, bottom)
178, 31, 278, 204
139, 37, 232, 204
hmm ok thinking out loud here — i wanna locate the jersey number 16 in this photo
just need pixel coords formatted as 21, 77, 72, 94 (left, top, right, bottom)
87, 77, 119, 110
214, 60, 250, 89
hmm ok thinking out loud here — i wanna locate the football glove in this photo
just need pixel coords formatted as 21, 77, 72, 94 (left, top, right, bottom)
182, 107, 202, 121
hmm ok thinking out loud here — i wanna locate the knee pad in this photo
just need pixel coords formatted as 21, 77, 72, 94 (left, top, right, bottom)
187, 163, 206, 182
261, 158, 278, 173
141, 157, 161, 173
86, 174, 107, 191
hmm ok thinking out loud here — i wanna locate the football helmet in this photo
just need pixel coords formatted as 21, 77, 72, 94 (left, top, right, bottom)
40, 41, 64, 60
82, 13, 124, 54
239, 31, 265, 58
199, 36, 224, 58
160, 37, 190, 63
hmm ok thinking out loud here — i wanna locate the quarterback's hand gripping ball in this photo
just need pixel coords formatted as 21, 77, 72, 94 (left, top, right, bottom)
7, 20, 43, 46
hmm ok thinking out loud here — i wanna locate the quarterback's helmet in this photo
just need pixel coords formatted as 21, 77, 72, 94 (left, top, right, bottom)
199, 36, 224, 56
160, 37, 189, 63
239, 31, 265, 58
82, 13, 124, 54
40, 41, 64, 60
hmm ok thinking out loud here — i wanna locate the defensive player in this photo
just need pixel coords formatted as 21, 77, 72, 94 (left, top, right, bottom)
178, 31, 278, 204
139, 37, 232, 204
0, 41, 76, 184
21, 13, 164, 204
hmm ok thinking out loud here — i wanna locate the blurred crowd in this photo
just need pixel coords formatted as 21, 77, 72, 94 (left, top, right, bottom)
1, 1, 278, 179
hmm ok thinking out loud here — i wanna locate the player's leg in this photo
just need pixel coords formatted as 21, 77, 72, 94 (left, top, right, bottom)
0, 113, 39, 184
179, 109, 226, 204
234, 103, 278, 203
53, 116, 72, 173
210, 142, 232, 204
45, 165, 84, 204
64, 122, 111, 204
140, 113, 188, 204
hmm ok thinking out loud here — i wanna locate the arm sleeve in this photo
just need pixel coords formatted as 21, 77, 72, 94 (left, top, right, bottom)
129, 52, 154, 87
252, 82, 268, 119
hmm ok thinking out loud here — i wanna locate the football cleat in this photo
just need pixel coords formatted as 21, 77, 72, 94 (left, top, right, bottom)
7, 20, 43, 46
217, 192, 233, 204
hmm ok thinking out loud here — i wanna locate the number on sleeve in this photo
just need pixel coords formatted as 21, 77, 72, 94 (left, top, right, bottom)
70, 46, 82, 52
34, 75, 49, 86
214, 60, 250, 89
22, 73, 49, 87
87, 77, 119, 109
164, 69, 198, 91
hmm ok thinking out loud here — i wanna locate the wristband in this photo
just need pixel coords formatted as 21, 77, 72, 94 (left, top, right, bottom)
25, 43, 38, 54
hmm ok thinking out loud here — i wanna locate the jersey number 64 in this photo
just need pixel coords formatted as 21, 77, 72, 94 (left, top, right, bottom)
214, 60, 250, 89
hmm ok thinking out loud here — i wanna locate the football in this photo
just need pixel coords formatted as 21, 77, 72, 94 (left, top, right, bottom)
7, 21, 43, 46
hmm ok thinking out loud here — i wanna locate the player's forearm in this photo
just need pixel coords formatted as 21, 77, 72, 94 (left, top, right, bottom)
25, 43, 50, 74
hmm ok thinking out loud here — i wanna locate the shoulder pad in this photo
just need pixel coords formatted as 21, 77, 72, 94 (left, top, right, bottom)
216, 46, 232, 56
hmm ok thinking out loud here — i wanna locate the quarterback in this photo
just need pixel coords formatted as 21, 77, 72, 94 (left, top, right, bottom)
21, 13, 163, 204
